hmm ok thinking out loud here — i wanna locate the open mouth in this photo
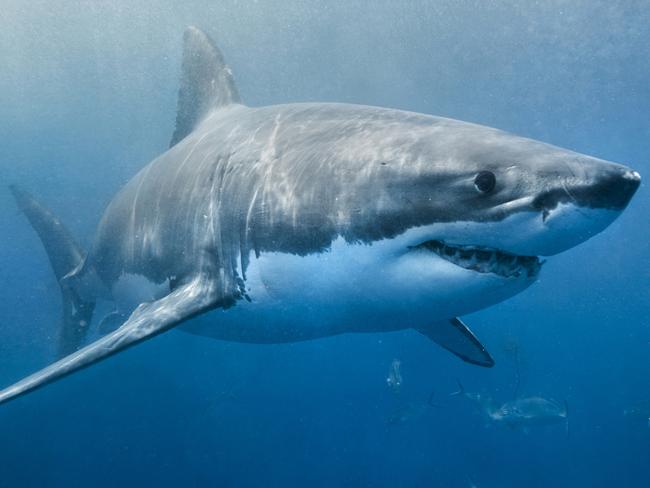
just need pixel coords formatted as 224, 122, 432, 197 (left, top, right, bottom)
412, 240, 542, 278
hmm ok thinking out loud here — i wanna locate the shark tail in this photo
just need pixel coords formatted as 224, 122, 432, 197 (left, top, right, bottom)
10, 186, 95, 355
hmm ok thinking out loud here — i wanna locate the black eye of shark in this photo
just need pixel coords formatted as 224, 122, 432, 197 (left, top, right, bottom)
411, 240, 542, 279
474, 171, 496, 193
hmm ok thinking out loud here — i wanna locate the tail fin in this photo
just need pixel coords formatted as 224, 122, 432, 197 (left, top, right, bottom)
10, 186, 95, 355
450, 378, 466, 397
564, 399, 570, 439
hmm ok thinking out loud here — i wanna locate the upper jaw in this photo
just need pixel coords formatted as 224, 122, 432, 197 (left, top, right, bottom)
410, 239, 542, 278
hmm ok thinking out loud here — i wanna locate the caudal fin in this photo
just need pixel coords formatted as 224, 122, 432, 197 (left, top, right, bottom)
10, 186, 95, 355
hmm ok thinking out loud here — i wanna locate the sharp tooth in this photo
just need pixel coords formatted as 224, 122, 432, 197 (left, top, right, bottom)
459, 249, 473, 260
476, 250, 491, 261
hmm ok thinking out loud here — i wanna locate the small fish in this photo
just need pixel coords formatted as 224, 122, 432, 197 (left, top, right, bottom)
450, 379, 497, 412
491, 396, 569, 436
386, 358, 403, 393
452, 380, 568, 436
387, 391, 440, 425
623, 400, 650, 428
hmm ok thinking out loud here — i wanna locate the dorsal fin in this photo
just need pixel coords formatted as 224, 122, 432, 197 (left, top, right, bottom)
170, 26, 241, 147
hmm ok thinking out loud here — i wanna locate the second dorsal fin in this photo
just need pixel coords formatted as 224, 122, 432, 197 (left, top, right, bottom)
170, 26, 241, 147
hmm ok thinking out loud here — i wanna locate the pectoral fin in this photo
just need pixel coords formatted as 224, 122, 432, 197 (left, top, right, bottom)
0, 274, 220, 405
416, 318, 494, 368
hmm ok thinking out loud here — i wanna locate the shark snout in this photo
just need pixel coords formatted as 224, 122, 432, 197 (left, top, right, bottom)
533, 164, 641, 213
584, 166, 641, 210
519, 163, 641, 256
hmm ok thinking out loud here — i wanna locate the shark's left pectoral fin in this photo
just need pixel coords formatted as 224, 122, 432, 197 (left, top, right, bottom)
416, 318, 494, 368
0, 274, 221, 405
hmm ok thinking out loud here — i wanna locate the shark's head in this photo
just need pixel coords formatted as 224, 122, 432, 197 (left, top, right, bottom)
333, 113, 641, 317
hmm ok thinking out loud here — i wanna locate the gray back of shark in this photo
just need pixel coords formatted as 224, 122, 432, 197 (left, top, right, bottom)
1, 27, 640, 405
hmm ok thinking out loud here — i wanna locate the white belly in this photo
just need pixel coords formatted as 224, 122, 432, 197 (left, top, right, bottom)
181, 234, 533, 343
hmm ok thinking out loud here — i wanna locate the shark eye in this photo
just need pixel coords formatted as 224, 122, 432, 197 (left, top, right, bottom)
474, 171, 496, 193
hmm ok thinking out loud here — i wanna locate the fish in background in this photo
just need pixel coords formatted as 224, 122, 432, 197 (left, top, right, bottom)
623, 400, 650, 429
450, 380, 498, 413
451, 380, 569, 436
386, 358, 403, 393
490, 396, 569, 435
386, 390, 440, 425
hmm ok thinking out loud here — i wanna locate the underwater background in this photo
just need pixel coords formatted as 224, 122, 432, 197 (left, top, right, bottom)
0, 1, 648, 486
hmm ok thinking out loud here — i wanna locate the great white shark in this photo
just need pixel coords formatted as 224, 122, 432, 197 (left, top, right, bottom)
1, 27, 641, 405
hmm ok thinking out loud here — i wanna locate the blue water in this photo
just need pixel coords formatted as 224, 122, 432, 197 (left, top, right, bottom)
1, 2, 648, 486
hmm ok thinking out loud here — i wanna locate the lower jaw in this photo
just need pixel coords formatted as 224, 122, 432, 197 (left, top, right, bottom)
411, 240, 542, 278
